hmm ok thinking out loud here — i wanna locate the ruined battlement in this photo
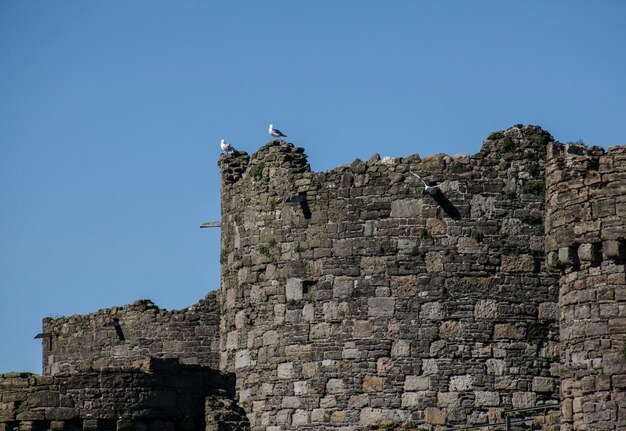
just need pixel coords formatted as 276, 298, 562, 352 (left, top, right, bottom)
545, 142, 626, 267
42, 291, 221, 376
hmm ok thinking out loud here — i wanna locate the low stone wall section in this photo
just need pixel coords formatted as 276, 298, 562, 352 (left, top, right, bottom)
42, 291, 221, 376
0, 358, 248, 431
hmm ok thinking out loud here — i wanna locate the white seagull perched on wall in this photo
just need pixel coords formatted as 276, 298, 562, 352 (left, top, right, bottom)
410, 172, 442, 195
220, 139, 236, 154
269, 124, 287, 138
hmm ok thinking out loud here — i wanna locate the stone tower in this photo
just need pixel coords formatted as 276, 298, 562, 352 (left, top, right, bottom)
218, 126, 561, 430
545, 142, 626, 430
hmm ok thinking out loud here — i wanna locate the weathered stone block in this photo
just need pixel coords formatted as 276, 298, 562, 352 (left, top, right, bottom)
390, 275, 420, 298
404, 376, 430, 391
332, 239, 354, 257
310, 323, 330, 339
348, 394, 368, 409
546, 251, 559, 270
277, 362, 294, 379
332, 277, 354, 298
421, 358, 439, 375
426, 218, 446, 235
425, 407, 445, 425
440, 320, 462, 339
612, 374, 626, 388
577, 243, 601, 263
532, 377, 555, 393
494, 323, 524, 340
377, 357, 390, 374
319, 395, 337, 408
281, 396, 300, 408
592, 198, 615, 217
291, 409, 309, 426
401, 392, 428, 408
437, 391, 459, 408
359, 408, 382, 425
234, 349, 250, 369
311, 408, 325, 423
559, 246, 579, 267
604, 240, 626, 260
234, 310, 247, 329
360, 256, 386, 275
425, 252, 444, 273
353, 320, 373, 338
457, 236, 481, 254
301, 362, 318, 379
512, 391, 536, 408
26, 390, 59, 407
286, 278, 303, 301
368, 297, 395, 317
362, 375, 384, 392
262, 330, 279, 346
285, 344, 311, 358
390, 199, 420, 218
391, 339, 411, 357
474, 391, 499, 406
301, 303, 315, 322
421, 301, 445, 321
501, 254, 536, 272
449, 375, 473, 391
326, 378, 345, 394
538, 302, 558, 320
475, 299, 498, 319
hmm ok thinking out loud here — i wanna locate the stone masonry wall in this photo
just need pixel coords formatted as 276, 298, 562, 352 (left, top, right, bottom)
0, 358, 248, 431
42, 291, 221, 376
545, 142, 626, 430
218, 125, 560, 430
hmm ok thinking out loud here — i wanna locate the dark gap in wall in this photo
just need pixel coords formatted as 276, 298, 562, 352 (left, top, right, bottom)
97, 419, 116, 431
64, 419, 83, 431
302, 280, 316, 294
114, 325, 125, 341
31, 421, 51, 431
299, 192, 311, 219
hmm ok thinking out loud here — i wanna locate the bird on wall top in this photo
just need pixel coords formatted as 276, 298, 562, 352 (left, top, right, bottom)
269, 124, 287, 138
410, 172, 442, 195
220, 139, 236, 155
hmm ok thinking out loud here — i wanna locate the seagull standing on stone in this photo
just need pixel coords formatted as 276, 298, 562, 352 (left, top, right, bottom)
269, 124, 287, 138
410, 172, 442, 195
220, 139, 236, 155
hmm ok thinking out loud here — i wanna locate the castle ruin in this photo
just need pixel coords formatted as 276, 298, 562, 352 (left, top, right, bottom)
1, 125, 625, 430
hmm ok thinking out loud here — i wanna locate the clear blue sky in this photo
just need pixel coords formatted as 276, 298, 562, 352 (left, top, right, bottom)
1, 1, 625, 373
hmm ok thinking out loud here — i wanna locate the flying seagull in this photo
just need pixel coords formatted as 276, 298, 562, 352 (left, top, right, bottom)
410, 172, 442, 195
220, 139, 236, 154
269, 124, 287, 138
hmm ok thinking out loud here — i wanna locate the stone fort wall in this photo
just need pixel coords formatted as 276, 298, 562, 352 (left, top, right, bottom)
41, 292, 221, 376
218, 125, 560, 430
0, 358, 248, 431
545, 142, 626, 430
2, 124, 625, 431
